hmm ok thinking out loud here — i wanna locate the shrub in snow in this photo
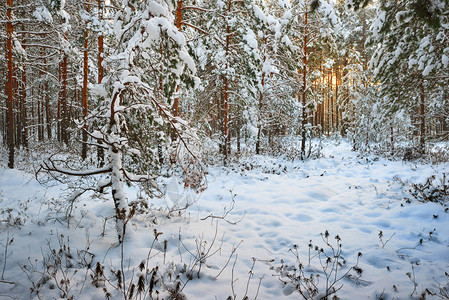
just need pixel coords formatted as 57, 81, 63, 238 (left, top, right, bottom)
272, 231, 363, 300
20, 225, 230, 300
408, 175, 449, 211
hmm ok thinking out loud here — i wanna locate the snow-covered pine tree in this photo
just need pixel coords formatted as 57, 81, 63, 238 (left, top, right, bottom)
188, 0, 264, 162
250, 0, 292, 154
336, 2, 379, 150
369, 0, 449, 151
1, 0, 78, 166
279, 0, 340, 159
43, 0, 201, 243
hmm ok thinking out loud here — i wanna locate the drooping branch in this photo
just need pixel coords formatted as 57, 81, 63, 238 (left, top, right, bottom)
41, 158, 112, 177
149, 92, 200, 161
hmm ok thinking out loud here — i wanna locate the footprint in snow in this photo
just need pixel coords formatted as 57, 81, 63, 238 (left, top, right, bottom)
293, 213, 314, 222
258, 231, 278, 238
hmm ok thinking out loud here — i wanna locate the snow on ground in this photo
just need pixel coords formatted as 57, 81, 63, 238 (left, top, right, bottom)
0, 139, 448, 299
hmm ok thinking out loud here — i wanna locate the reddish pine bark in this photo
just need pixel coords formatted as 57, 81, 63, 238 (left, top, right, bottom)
6, 0, 14, 168
97, 0, 105, 165
222, 0, 232, 160
58, 56, 62, 142
61, 50, 68, 145
82, 1, 90, 160
44, 55, 51, 140
300, 6, 308, 159
335, 64, 339, 131
172, 0, 183, 117
98, 0, 104, 84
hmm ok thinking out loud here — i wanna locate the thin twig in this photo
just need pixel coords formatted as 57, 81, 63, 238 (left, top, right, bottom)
215, 241, 242, 279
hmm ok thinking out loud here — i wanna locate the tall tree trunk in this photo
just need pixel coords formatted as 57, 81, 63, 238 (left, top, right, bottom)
256, 36, 267, 155
327, 70, 331, 135
390, 126, 394, 153
173, 0, 183, 118
97, 0, 105, 165
319, 65, 324, 133
30, 86, 34, 142
21, 64, 28, 148
44, 55, 51, 140
82, 1, 90, 160
300, 5, 308, 160
18, 25, 27, 148
327, 68, 334, 132
237, 117, 241, 153
38, 90, 43, 141
227, 102, 232, 155
256, 76, 263, 154
420, 81, 425, 152
6, 0, 14, 168
335, 64, 340, 131
58, 57, 62, 142
222, 0, 232, 162
38, 51, 44, 142
98, 0, 104, 84
61, 51, 69, 145
13, 65, 19, 147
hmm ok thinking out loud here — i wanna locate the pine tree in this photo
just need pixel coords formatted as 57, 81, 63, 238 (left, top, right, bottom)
369, 0, 449, 151
191, 0, 263, 162
280, 0, 340, 158
43, 0, 201, 243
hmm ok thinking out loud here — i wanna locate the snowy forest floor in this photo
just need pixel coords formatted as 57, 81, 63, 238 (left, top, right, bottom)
0, 139, 449, 299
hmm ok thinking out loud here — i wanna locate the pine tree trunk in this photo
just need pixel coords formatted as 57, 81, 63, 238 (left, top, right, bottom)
38, 51, 44, 142
361, 10, 367, 77
38, 91, 43, 141
21, 65, 28, 148
30, 86, 35, 142
13, 65, 20, 147
256, 36, 266, 155
61, 51, 69, 145
227, 102, 232, 155
44, 56, 51, 140
390, 126, 394, 153
58, 57, 62, 142
256, 95, 263, 153
6, 0, 14, 168
82, 1, 90, 160
327, 70, 331, 135
327, 68, 334, 132
420, 81, 425, 152
237, 119, 241, 153
222, 0, 232, 162
97, 0, 105, 166
98, 0, 104, 83
335, 64, 340, 131
172, 0, 183, 118
18, 25, 27, 148
319, 65, 324, 133
300, 6, 308, 160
